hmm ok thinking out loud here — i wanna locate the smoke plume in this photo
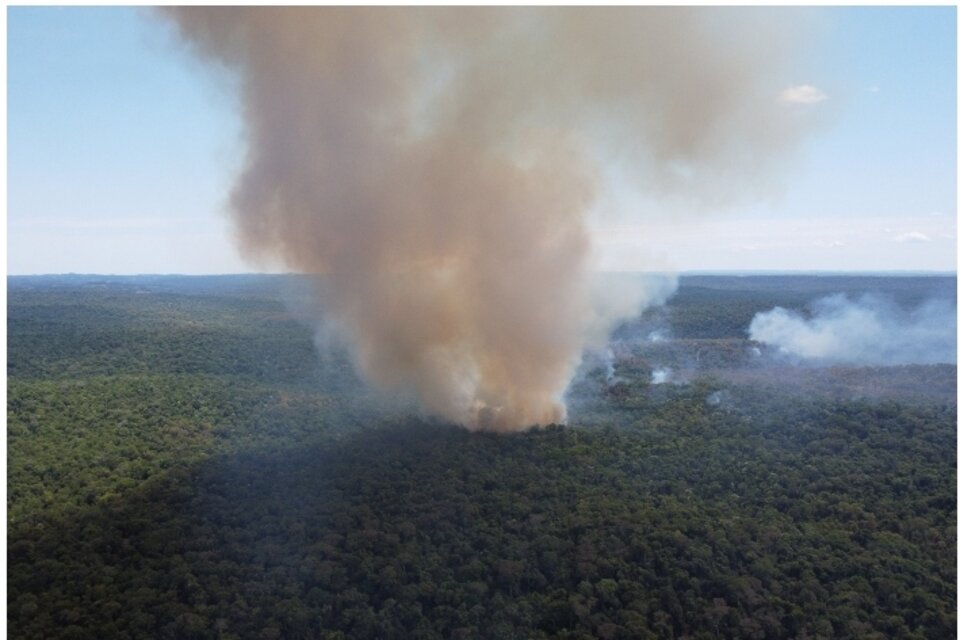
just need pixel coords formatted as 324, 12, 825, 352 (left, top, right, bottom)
749, 294, 957, 365
163, 7, 815, 431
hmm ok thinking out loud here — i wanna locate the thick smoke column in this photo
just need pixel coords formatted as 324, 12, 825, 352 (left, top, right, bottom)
163, 8, 813, 431
749, 294, 957, 365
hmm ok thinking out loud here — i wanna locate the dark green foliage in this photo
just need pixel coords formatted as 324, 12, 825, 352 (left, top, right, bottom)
8, 275, 956, 639
8, 281, 325, 383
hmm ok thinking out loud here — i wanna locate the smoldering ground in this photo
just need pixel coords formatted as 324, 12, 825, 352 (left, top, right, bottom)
566, 282, 957, 413
162, 7, 820, 431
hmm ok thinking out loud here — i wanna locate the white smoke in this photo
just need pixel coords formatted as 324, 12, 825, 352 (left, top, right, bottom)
706, 390, 729, 406
748, 294, 957, 365
583, 272, 678, 348
651, 367, 673, 384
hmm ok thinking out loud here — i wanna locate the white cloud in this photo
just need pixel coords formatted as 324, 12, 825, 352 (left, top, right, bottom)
777, 84, 828, 105
589, 215, 955, 272
895, 231, 931, 243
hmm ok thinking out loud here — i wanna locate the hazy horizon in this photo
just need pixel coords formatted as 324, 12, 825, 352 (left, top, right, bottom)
8, 269, 959, 277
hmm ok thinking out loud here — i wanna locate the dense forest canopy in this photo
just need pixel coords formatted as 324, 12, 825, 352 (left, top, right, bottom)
8, 274, 956, 639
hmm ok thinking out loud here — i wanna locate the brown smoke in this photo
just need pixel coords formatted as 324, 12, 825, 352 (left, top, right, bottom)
162, 7, 814, 431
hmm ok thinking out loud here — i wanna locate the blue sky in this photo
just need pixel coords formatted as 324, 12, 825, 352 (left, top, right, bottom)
7, 6, 957, 274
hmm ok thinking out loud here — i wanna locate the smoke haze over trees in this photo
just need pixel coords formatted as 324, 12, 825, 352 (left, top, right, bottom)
749, 294, 957, 365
